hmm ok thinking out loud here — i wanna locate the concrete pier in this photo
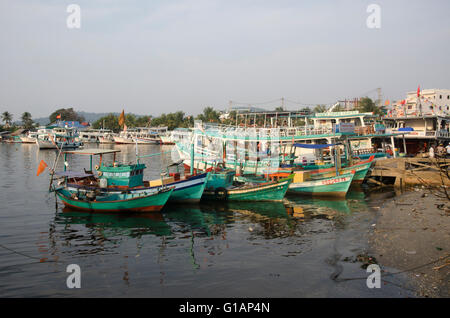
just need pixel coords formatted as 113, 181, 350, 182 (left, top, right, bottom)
368, 157, 450, 187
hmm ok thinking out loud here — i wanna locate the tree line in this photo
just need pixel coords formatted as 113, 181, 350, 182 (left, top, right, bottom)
1, 97, 386, 132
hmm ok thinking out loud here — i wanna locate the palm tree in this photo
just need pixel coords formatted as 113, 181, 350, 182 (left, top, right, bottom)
197, 107, 220, 123
21, 112, 33, 129
358, 97, 384, 116
313, 104, 328, 113
2, 111, 13, 127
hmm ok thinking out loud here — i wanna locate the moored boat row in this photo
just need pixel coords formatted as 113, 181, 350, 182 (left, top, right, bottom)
39, 118, 386, 213
45, 140, 373, 213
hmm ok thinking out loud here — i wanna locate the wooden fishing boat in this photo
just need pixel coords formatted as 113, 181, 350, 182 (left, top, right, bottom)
60, 149, 210, 203
204, 168, 235, 191
287, 171, 355, 198
50, 149, 174, 213
307, 155, 374, 183
55, 186, 174, 212
67, 172, 210, 203
202, 175, 293, 202
36, 127, 82, 149
147, 171, 210, 203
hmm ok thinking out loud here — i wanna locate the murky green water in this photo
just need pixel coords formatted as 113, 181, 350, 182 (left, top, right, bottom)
0, 143, 413, 297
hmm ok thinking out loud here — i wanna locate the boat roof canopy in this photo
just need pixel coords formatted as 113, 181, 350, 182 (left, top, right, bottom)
54, 171, 94, 178
293, 143, 337, 149
63, 149, 121, 156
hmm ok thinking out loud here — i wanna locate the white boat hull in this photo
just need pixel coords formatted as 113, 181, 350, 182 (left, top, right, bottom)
20, 136, 36, 143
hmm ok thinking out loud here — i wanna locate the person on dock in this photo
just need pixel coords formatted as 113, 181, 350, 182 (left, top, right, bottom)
446, 143, 450, 158
429, 145, 435, 159
386, 146, 393, 158
436, 143, 445, 158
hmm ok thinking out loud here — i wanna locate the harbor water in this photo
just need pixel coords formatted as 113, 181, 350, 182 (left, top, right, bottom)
0, 143, 414, 297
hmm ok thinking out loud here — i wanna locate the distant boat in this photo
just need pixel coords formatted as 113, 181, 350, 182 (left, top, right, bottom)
36, 127, 82, 149
98, 132, 117, 144
77, 129, 113, 143
20, 131, 38, 143
114, 127, 168, 144
160, 130, 175, 145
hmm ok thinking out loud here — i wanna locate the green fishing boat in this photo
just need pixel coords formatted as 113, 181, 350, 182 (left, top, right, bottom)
287, 171, 355, 198
204, 168, 235, 190
307, 156, 374, 183
203, 175, 293, 202
55, 186, 174, 212
51, 149, 175, 213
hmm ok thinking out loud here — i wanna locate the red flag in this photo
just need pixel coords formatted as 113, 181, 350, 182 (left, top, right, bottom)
37, 160, 48, 176
400, 100, 406, 105
417, 85, 420, 97
56, 114, 61, 119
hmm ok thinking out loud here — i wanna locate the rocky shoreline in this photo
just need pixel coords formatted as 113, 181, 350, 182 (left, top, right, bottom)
368, 187, 450, 297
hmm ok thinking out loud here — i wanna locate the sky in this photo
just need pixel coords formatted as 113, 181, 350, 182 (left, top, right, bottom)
1, 0, 449, 120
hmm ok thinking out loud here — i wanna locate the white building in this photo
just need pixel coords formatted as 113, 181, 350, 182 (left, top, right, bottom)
394, 88, 450, 117
383, 88, 450, 153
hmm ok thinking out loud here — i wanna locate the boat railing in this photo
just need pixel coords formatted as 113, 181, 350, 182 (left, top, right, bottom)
436, 130, 450, 138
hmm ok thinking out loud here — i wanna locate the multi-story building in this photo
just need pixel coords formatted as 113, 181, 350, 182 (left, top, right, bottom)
390, 88, 450, 117
384, 88, 450, 154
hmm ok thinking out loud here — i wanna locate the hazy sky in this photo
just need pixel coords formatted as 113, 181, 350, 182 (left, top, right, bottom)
1, 0, 449, 120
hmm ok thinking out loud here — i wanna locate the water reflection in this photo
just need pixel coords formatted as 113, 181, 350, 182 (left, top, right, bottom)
58, 208, 172, 237
0, 143, 411, 297
52, 189, 369, 246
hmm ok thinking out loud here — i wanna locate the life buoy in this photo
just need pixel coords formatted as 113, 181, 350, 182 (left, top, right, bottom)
215, 187, 228, 200
97, 171, 103, 176
95, 165, 100, 170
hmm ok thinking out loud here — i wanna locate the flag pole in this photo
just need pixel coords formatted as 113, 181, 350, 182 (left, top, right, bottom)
48, 135, 63, 192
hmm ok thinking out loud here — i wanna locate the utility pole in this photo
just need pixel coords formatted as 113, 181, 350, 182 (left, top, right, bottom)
281, 97, 285, 111
376, 87, 383, 108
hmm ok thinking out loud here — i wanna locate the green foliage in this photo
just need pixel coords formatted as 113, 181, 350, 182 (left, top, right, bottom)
333, 105, 346, 112
299, 107, 312, 115
92, 111, 193, 132
151, 111, 193, 130
222, 110, 237, 125
2, 111, 13, 127
313, 104, 327, 113
49, 108, 85, 123
92, 114, 121, 132
21, 112, 33, 129
196, 107, 220, 123
274, 106, 284, 112
358, 97, 385, 116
